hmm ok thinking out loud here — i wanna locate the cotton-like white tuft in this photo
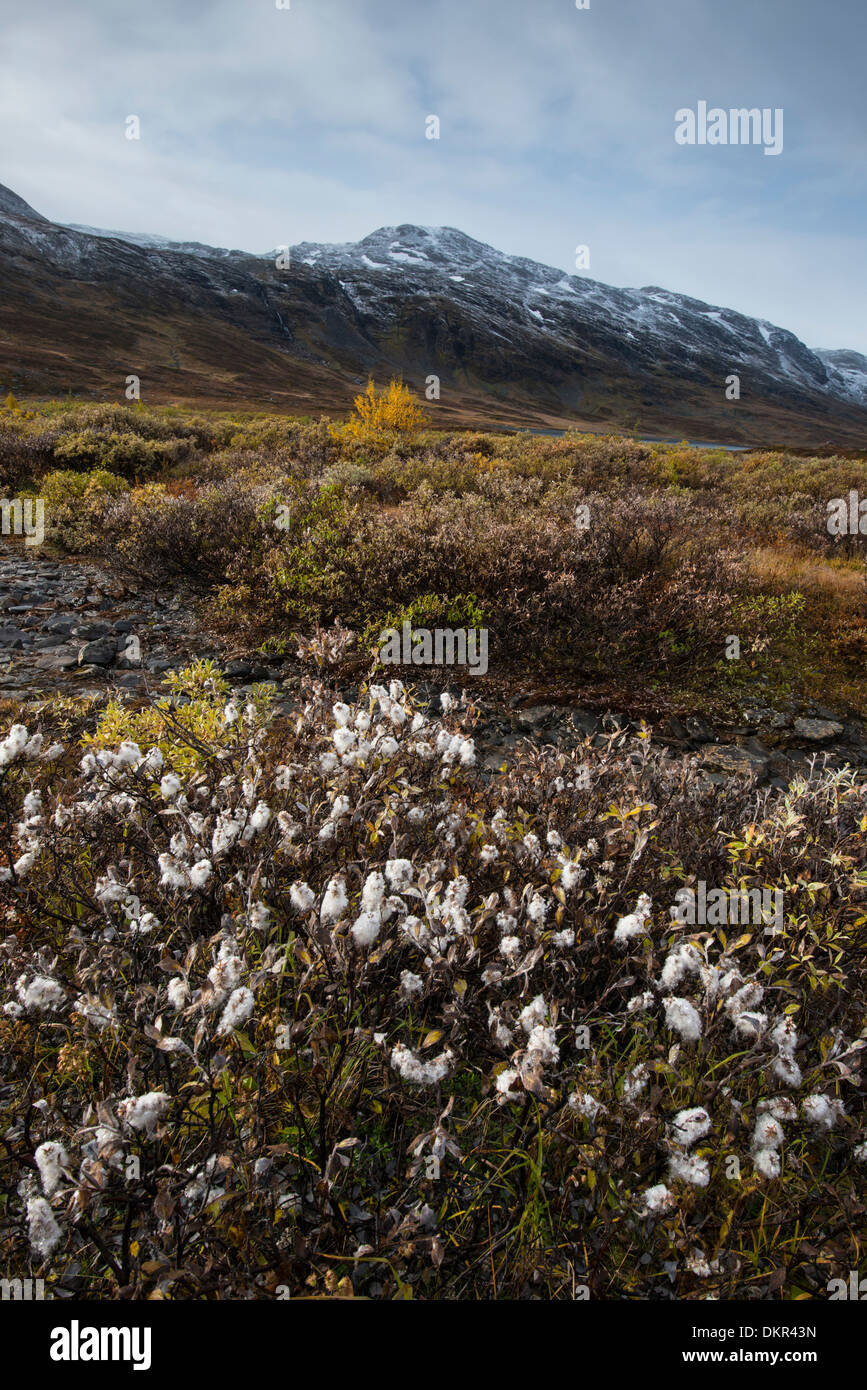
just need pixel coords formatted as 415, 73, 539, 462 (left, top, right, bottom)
667, 1153, 710, 1187
34, 1142, 68, 1196
569, 1091, 606, 1121
640, 1184, 676, 1216
385, 858, 414, 892
320, 876, 348, 924
17, 975, 65, 1013
27, 1196, 62, 1258
670, 1107, 711, 1149
663, 996, 702, 1042
218, 987, 255, 1034
119, 1091, 170, 1136
189, 859, 212, 888
351, 911, 382, 948
802, 1094, 845, 1130
167, 977, 189, 1010
290, 881, 315, 913
390, 1043, 453, 1086
753, 1147, 781, 1180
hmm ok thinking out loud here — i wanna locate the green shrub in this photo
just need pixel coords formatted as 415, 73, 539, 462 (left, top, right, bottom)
36, 468, 129, 551
41, 468, 129, 505
363, 592, 487, 656
53, 429, 193, 479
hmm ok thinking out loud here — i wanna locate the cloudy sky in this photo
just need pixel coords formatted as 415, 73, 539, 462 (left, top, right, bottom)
2, 0, 864, 351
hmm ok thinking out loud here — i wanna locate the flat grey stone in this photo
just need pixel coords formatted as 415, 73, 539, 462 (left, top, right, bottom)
793, 717, 843, 741
43, 615, 77, 635
697, 744, 768, 776
35, 647, 78, 671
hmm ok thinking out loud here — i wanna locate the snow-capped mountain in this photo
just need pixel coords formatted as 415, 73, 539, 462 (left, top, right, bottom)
284, 222, 867, 414
1, 182, 865, 444
815, 349, 867, 408
65, 224, 239, 258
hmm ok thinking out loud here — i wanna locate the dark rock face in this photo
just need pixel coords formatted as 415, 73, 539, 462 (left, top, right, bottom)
1, 183, 867, 443
78, 636, 117, 667
0, 184, 47, 221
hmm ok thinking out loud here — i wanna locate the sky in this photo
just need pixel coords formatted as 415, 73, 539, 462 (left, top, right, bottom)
1, 0, 865, 352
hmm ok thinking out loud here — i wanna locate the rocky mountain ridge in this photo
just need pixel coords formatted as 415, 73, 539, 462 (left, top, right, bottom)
1, 183, 866, 443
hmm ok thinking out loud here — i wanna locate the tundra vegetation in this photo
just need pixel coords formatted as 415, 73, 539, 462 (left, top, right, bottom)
0, 385, 864, 1300
1, 384, 865, 713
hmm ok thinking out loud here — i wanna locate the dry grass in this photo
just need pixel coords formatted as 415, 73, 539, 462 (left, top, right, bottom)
746, 546, 866, 602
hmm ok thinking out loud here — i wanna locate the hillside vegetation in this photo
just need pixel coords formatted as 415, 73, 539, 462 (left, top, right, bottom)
1, 387, 865, 717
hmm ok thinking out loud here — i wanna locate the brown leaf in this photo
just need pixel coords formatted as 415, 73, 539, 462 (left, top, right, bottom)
153, 1186, 176, 1225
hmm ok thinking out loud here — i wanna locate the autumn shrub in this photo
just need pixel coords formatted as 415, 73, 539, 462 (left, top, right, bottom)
4, 399, 864, 710
186, 478, 749, 690
52, 429, 194, 480
229, 416, 339, 475
0, 426, 63, 492
83, 660, 275, 778
362, 592, 488, 661
50, 402, 226, 451
29, 469, 128, 552
331, 379, 430, 451
101, 479, 273, 588
182, 447, 294, 487
0, 680, 864, 1299
41, 468, 129, 505
207, 483, 358, 634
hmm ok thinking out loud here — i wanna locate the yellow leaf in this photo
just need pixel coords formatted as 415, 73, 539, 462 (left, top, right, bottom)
422, 1029, 444, 1048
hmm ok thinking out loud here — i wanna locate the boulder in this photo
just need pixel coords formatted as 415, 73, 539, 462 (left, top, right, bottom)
78, 636, 117, 667
793, 717, 844, 741
697, 744, 768, 776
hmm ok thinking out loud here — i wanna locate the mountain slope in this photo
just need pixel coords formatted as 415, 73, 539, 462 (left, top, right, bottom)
1, 183, 866, 445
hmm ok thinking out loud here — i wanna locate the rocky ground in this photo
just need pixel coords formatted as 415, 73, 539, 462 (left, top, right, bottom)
2, 541, 866, 786
0, 546, 210, 702
464, 699, 867, 789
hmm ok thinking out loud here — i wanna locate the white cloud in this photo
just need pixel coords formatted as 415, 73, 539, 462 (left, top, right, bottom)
1, 0, 864, 351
